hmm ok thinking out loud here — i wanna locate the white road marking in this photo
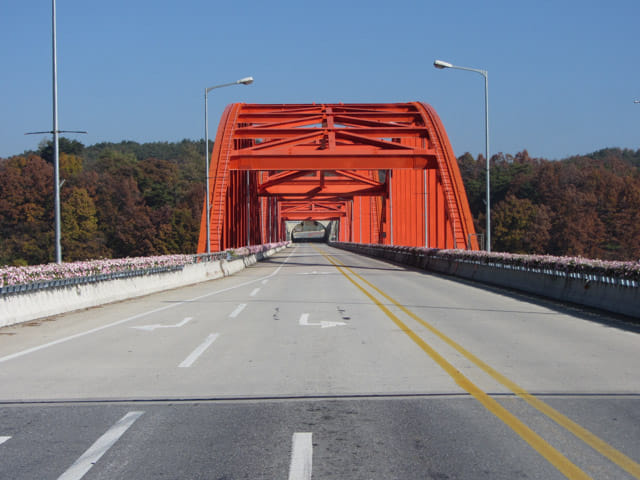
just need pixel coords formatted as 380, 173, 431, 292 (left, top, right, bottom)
0, 246, 296, 364
0, 436, 11, 445
299, 313, 346, 329
178, 333, 219, 368
57, 411, 143, 480
261, 278, 269, 285
130, 317, 192, 332
297, 271, 330, 275
250, 288, 260, 297
229, 304, 247, 318
288, 432, 313, 480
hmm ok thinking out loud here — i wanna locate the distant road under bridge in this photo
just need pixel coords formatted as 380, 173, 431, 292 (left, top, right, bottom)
198, 102, 479, 252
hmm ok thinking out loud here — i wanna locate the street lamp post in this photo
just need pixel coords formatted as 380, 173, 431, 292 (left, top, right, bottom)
26, 0, 86, 264
52, 0, 61, 263
434, 59, 491, 252
204, 76, 253, 253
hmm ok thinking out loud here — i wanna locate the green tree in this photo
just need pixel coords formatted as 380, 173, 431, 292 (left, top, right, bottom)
492, 195, 551, 254
136, 157, 179, 209
61, 187, 107, 261
38, 137, 85, 164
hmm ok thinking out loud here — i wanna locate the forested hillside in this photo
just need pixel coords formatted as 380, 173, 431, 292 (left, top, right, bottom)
1, 140, 639, 265
459, 148, 640, 260
0, 139, 205, 265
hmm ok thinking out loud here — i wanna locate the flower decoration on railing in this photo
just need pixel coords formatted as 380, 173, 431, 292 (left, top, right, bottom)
0, 242, 289, 289
336, 243, 640, 283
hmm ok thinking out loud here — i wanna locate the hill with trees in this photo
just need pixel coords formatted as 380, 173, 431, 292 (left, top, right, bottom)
0, 139, 204, 265
1, 140, 638, 265
459, 148, 640, 260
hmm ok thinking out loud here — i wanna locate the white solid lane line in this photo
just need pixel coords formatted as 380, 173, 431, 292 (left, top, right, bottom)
57, 411, 144, 480
229, 304, 247, 318
250, 288, 260, 297
0, 246, 296, 365
178, 333, 220, 368
288, 432, 313, 480
0, 436, 10, 445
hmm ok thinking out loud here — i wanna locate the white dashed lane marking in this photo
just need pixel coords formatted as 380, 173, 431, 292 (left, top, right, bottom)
57, 411, 144, 480
288, 432, 313, 480
178, 333, 220, 368
229, 304, 247, 318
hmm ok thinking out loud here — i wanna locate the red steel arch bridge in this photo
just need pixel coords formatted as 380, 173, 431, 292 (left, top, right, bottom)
197, 102, 479, 252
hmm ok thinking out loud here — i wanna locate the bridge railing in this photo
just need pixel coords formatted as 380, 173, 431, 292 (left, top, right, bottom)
1, 242, 290, 328
331, 242, 639, 318
0, 242, 288, 296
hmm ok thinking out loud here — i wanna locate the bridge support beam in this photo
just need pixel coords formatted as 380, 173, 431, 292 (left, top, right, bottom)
197, 102, 479, 252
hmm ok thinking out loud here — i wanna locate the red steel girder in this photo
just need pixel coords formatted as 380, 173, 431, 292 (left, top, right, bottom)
197, 102, 479, 252
227, 103, 437, 171
280, 201, 347, 221
259, 170, 385, 197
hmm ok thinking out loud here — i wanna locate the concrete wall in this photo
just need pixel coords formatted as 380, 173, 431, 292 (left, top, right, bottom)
0, 246, 285, 328
332, 243, 640, 319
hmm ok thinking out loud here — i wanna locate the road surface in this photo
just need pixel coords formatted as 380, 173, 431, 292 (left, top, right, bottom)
1, 244, 639, 479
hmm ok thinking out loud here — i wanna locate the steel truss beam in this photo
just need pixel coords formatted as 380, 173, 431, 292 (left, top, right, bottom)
197, 103, 479, 252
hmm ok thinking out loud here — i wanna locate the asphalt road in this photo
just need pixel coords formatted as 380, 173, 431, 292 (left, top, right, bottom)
0, 244, 639, 479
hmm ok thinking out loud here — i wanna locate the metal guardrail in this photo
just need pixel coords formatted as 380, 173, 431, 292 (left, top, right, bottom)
0, 266, 185, 296
459, 259, 639, 288
333, 243, 639, 289
0, 242, 289, 297
192, 252, 228, 263
332, 242, 640, 318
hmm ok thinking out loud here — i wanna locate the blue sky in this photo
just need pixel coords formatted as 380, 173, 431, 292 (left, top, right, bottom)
1, 0, 639, 160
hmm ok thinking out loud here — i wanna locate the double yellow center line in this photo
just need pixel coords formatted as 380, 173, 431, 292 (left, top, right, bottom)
319, 248, 640, 480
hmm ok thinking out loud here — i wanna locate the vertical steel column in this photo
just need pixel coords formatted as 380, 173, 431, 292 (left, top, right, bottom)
246, 170, 250, 246
423, 168, 428, 248
359, 197, 362, 243
269, 198, 272, 242
347, 199, 353, 242
388, 170, 394, 246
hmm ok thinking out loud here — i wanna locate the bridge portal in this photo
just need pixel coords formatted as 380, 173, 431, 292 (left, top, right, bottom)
197, 102, 478, 252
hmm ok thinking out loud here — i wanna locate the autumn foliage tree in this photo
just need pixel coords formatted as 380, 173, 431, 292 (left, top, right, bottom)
1, 140, 638, 265
0, 155, 54, 265
1, 139, 204, 265
459, 148, 640, 260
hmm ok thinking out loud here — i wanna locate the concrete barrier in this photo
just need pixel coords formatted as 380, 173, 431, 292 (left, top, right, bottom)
331, 243, 639, 319
0, 245, 285, 328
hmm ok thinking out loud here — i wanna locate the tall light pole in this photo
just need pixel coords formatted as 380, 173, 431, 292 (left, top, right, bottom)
434, 59, 491, 251
204, 76, 253, 253
52, 0, 61, 263
27, 0, 86, 264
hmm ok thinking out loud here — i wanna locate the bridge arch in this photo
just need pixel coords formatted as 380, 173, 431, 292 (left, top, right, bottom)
197, 102, 478, 252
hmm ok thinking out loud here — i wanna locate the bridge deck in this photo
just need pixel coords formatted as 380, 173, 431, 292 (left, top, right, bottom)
1, 244, 639, 479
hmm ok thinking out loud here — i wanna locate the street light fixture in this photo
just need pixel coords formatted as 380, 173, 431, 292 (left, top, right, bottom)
25, 0, 86, 264
434, 59, 491, 252
204, 76, 254, 254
